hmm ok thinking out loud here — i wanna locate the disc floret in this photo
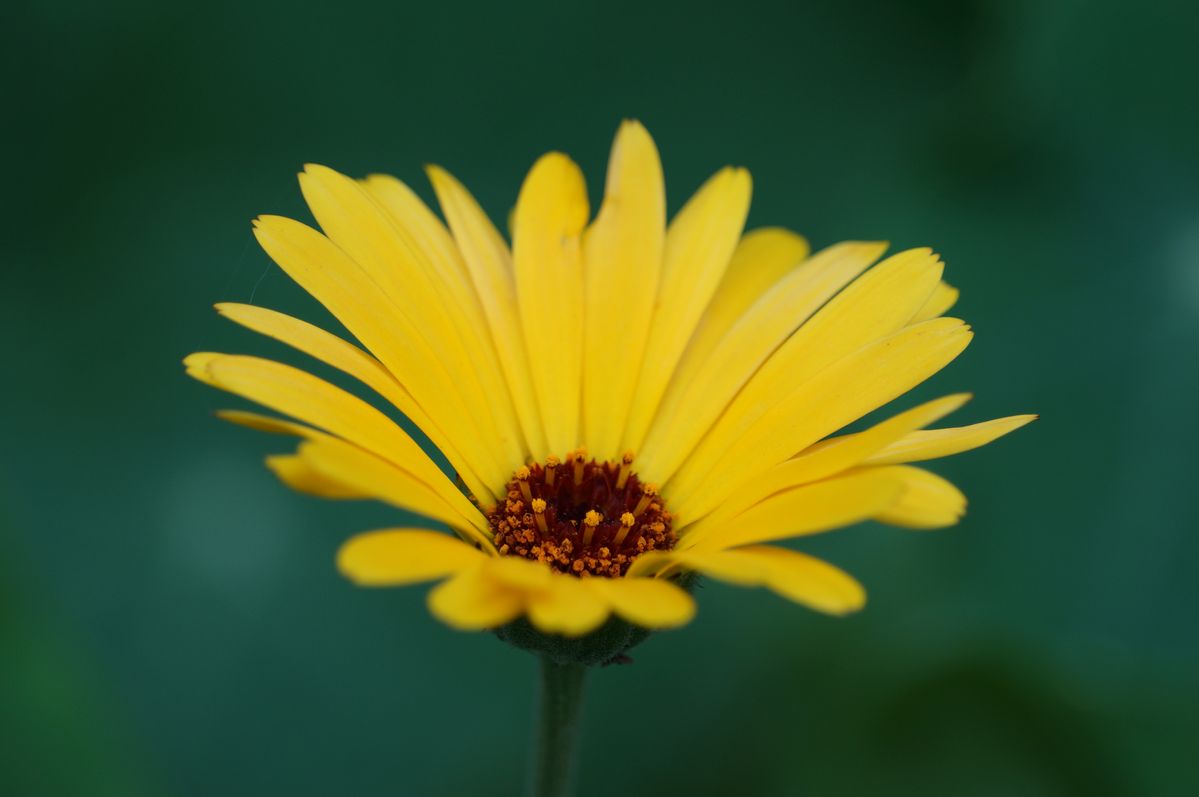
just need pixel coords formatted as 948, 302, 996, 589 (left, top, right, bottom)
487, 451, 676, 577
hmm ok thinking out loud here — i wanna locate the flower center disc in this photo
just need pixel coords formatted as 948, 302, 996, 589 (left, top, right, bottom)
486, 451, 676, 577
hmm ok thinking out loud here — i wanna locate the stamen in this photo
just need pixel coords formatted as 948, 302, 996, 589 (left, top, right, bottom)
545, 455, 559, 487
633, 483, 658, 517
531, 498, 548, 533
613, 511, 636, 547
582, 509, 601, 548
616, 450, 635, 490
515, 465, 533, 504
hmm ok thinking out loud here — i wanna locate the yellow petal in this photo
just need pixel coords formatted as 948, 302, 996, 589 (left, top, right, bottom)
864, 415, 1038, 466
639, 241, 885, 482
216, 409, 323, 439
358, 173, 472, 286
621, 166, 752, 455
338, 529, 487, 586
426, 165, 549, 458
658, 548, 768, 584
300, 164, 523, 480
581, 121, 666, 461
214, 303, 431, 437
683, 468, 906, 551
265, 454, 366, 499
667, 546, 866, 615
526, 572, 611, 637
427, 565, 525, 631
296, 437, 492, 549
251, 214, 500, 505
911, 281, 960, 322
670, 317, 973, 522
217, 409, 484, 531
622, 551, 677, 579
870, 465, 967, 529
685, 394, 971, 534
360, 174, 529, 466
214, 304, 499, 505
680, 227, 811, 372
483, 555, 553, 592
185, 353, 471, 509
512, 153, 589, 455
586, 576, 695, 629
663, 247, 942, 494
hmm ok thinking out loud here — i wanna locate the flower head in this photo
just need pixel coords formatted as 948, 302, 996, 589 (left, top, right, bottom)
186, 121, 1033, 653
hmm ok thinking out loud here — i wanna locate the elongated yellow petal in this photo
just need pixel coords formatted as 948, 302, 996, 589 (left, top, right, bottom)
683, 468, 905, 551
664, 546, 866, 615
216, 408, 486, 537
526, 573, 611, 637
216, 409, 324, 439
911, 281, 960, 322
864, 415, 1037, 466
512, 153, 589, 455
265, 454, 366, 498
251, 215, 499, 505
300, 164, 522, 479
186, 353, 448, 494
622, 551, 677, 579
621, 167, 752, 454
640, 241, 886, 482
870, 465, 967, 529
484, 556, 553, 592
358, 174, 472, 286
661, 247, 943, 496
655, 227, 809, 409
338, 529, 487, 586
214, 303, 498, 506
219, 409, 472, 514
585, 577, 695, 629
296, 437, 492, 548
427, 565, 525, 631
360, 174, 529, 465
581, 121, 666, 461
685, 394, 971, 534
215, 303, 426, 429
671, 317, 973, 522
426, 165, 549, 458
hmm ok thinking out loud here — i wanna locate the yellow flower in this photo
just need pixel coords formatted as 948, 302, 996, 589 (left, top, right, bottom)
186, 121, 1033, 645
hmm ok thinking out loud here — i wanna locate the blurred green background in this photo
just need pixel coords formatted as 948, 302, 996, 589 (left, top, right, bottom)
4, 0, 1198, 794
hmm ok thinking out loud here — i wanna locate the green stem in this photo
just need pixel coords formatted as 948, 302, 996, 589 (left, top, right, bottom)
530, 657, 587, 797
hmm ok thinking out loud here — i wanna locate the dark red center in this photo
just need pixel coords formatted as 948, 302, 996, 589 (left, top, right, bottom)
486, 451, 676, 577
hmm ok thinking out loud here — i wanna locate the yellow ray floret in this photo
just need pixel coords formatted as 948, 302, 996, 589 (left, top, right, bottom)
265, 454, 367, 499
912, 281, 960, 322
669, 317, 973, 522
621, 166, 752, 454
426, 165, 548, 459
864, 414, 1038, 466
299, 165, 521, 475
869, 465, 968, 529
639, 240, 887, 482
685, 393, 972, 534
250, 215, 502, 504
643, 546, 866, 615
338, 529, 694, 636
679, 468, 907, 552
581, 120, 665, 461
512, 153, 589, 455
